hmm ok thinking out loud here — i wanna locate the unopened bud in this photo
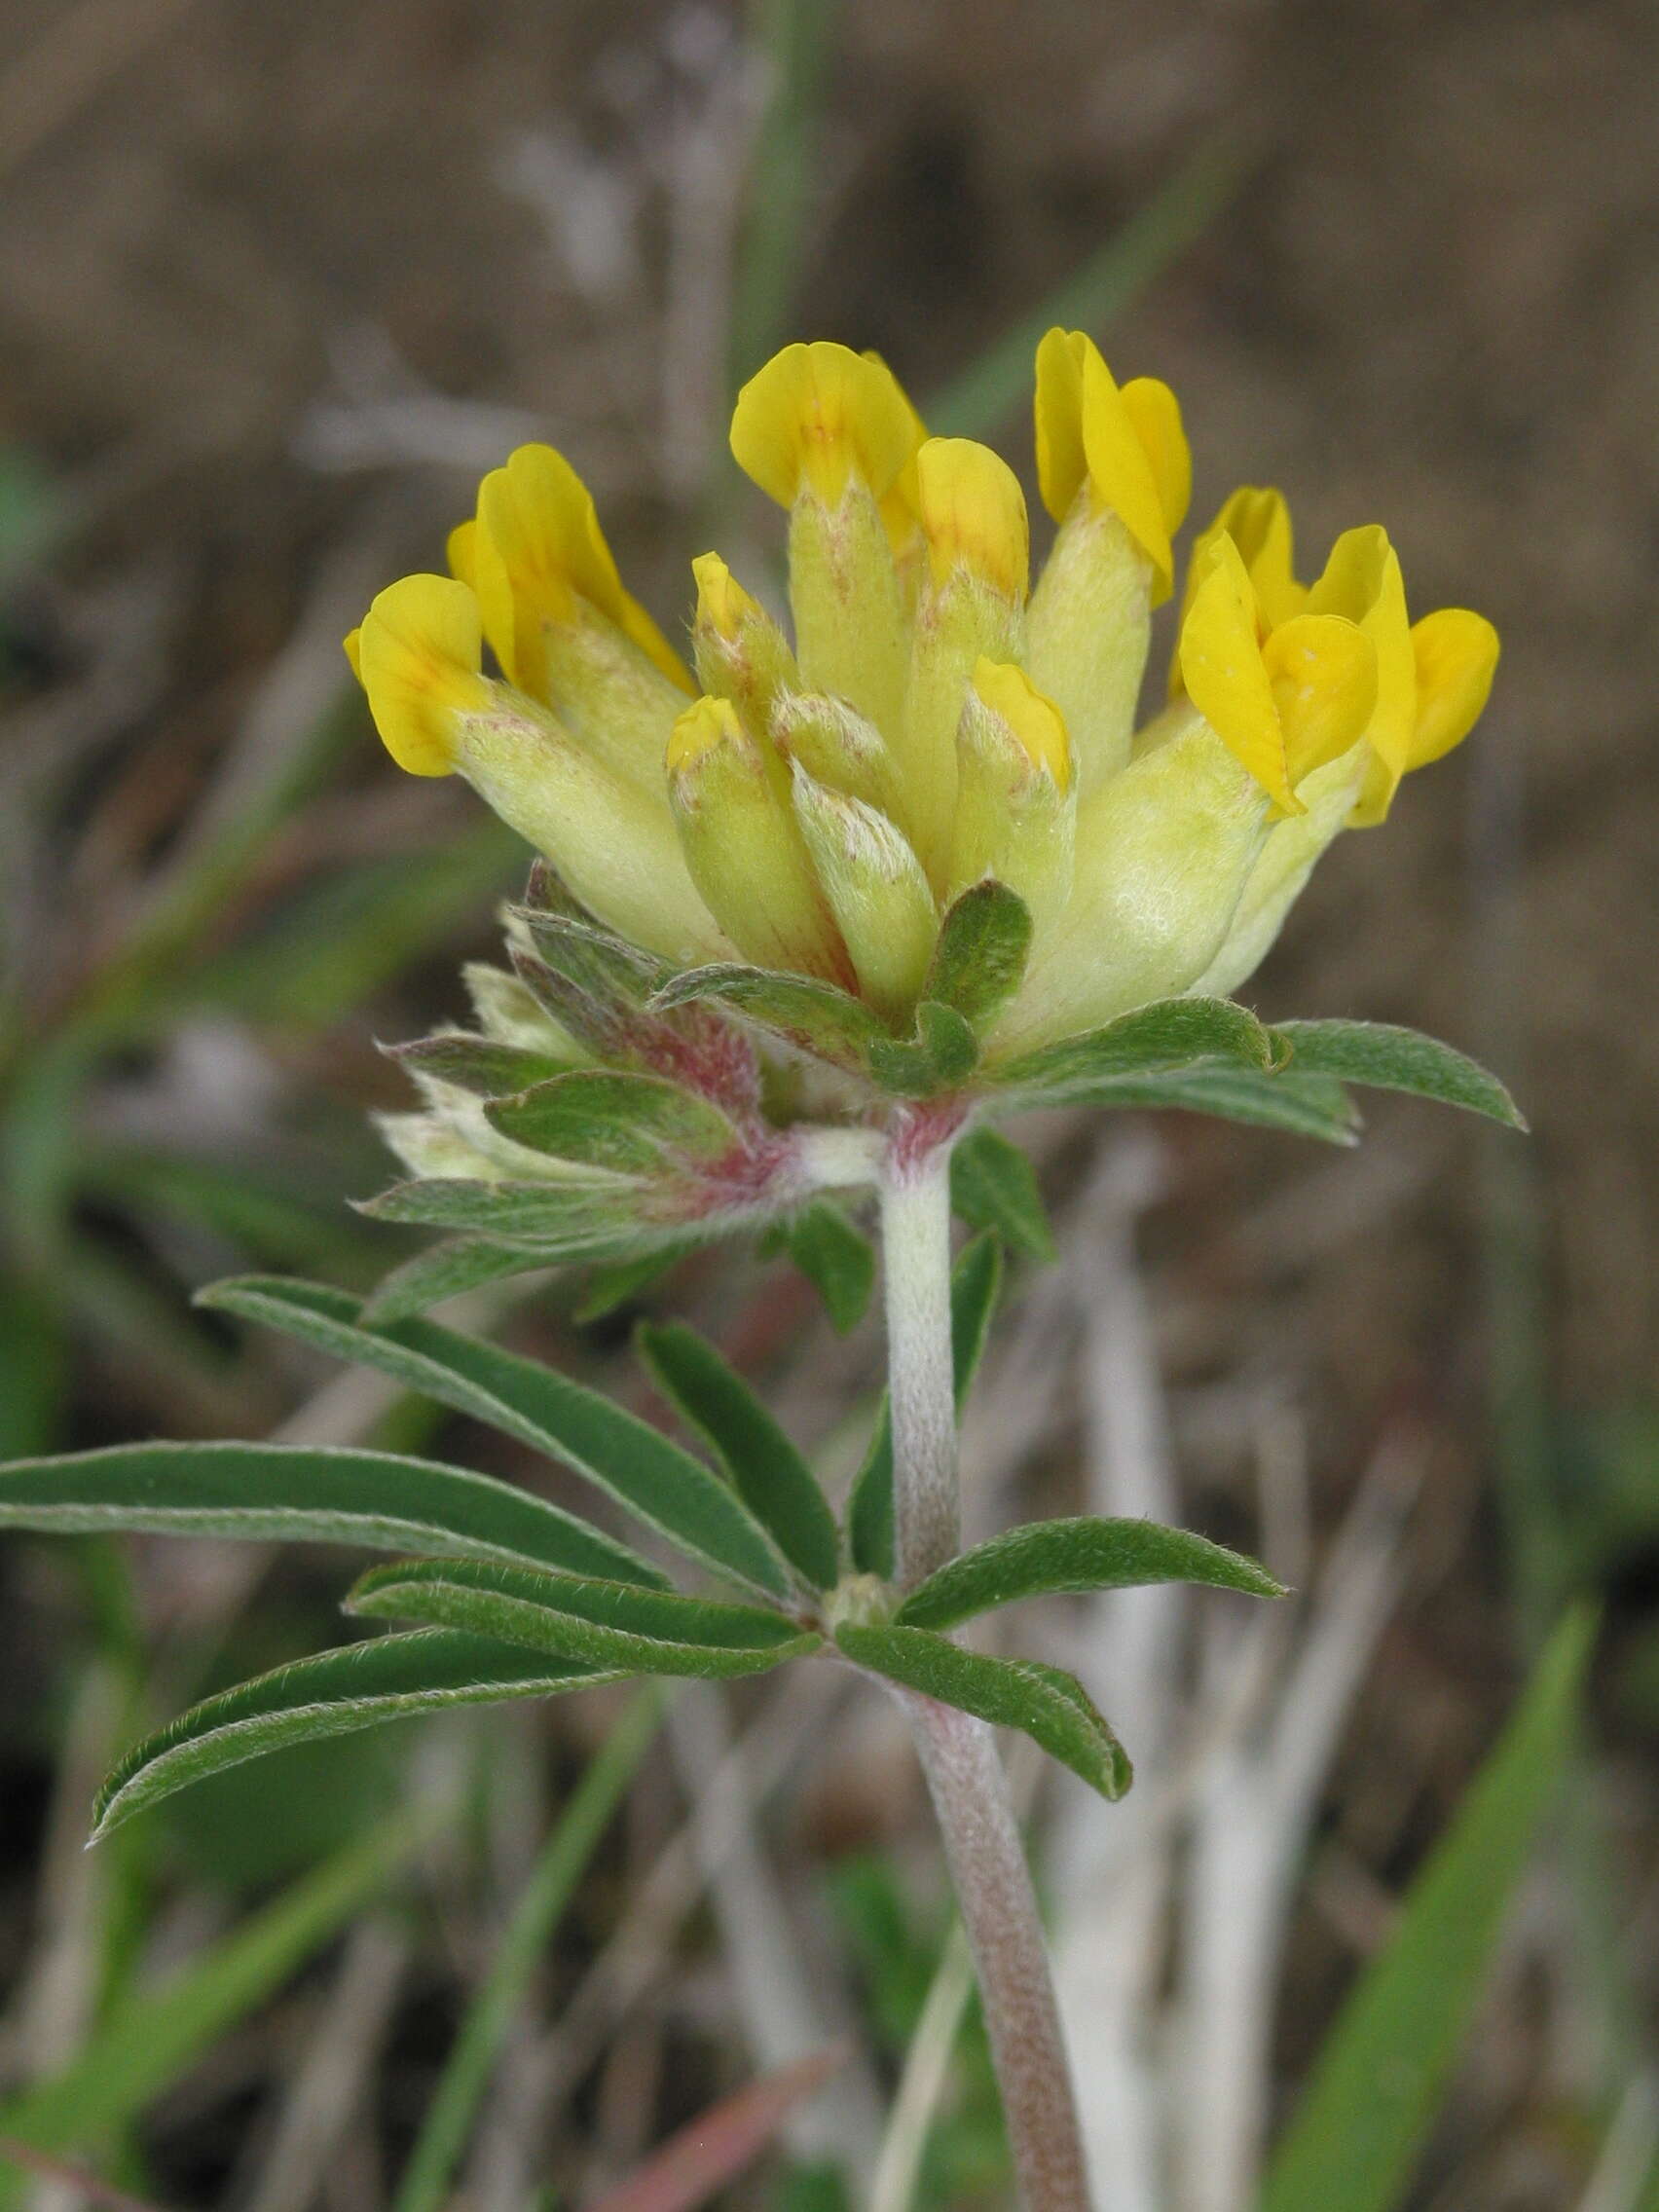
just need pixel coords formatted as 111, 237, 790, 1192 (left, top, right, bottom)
667, 696, 851, 984
948, 660, 1075, 935
690, 552, 800, 734
788, 762, 939, 1020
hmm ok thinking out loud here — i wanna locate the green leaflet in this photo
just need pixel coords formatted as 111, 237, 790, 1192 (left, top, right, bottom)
349, 1560, 819, 1678
360, 1178, 677, 1259
199, 1276, 792, 1598
866, 1003, 980, 1097
90, 1630, 619, 1840
362, 1235, 549, 1324
922, 880, 1033, 1030
896, 1515, 1284, 1631
0, 1438, 664, 1588
485, 1069, 742, 1174
637, 1321, 840, 1590
782, 1200, 875, 1334
1262, 1608, 1593, 2212
1274, 1018, 1526, 1129
835, 1623, 1130, 1800
649, 963, 885, 1068
847, 1232, 1004, 1579
949, 1126, 1055, 1262
390, 1035, 576, 1098
987, 995, 1278, 1097
994, 1062, 1361, 1143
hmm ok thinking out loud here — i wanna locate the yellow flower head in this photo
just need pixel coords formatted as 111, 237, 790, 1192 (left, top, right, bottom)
348, 334, 1499, 1072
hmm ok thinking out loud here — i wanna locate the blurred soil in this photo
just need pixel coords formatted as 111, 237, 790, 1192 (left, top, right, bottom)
1, 0, 1656, 2204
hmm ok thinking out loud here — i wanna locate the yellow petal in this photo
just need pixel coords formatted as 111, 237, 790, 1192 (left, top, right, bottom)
342, 627, 362, 682
864, 348, 930, 559
1119, 377, 1192, 539
1169, 486, 1306, 698
730, 341, 921, 510
446, 518, 479, 592
1307, 525, 1414, 825
353, 574, 491, 777
969, 658, 1071, 791
1033, 328, 1091, 523
473, 444, 690, 695
1033, 328, 1181, 601
1408, 608, 1499, 768
667, 692, 745, 775
1262, 613, 1379, 788
1177, 535, 1299, 813
914, 437, 1029, 600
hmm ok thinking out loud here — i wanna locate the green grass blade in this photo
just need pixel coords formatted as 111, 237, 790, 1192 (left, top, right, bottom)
896, 1515, 1284, 1631
924, 136, 1250, 437
728, 0, 839, 386
0, 1796, 445, 2194
1274, 1019, 1526, 1129
348, 1560, 818, 1677
835, 1623, 1130, 1800
637, 1321, 840, 1590
198, 1276, 792, 1598
392, 1688, 664, 2212
1261, 1607, 1595, 2212
0, 1438, 664, 1587
848, 1232, 1003, 1578
92, 1630, 621, 1839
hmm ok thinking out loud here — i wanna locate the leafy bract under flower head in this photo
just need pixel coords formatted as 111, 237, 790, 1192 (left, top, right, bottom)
348, 331, 1503, 1207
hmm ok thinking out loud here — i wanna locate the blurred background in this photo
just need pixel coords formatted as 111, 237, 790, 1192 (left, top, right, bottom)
1, 1, 1656, 2207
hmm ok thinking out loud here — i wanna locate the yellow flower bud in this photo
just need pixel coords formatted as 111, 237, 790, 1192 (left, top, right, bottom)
915, 438, 1029, 602
787, 764, 940, 1021
1032, 328, 1190, 595
1169, 487, 1307, 699
348, 575, 727, 968
689, 552, 800, 734
948, 660, 1076, 936
730, 341, 921, 512
349, 575, 494, 776
667, 697, 850, 984
467, 444, 692, 793
1026, 333, 1190, 791
1178, 534, 1378, 815
897, 439, 1030, 881
731, 342, 925, 739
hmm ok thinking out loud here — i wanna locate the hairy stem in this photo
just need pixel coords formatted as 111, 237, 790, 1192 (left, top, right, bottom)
879, 1140, 959, 1590
878, 1127, 1092, 2212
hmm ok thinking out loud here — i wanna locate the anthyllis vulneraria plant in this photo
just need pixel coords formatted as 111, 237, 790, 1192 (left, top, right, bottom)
0, 335, 1520, 2212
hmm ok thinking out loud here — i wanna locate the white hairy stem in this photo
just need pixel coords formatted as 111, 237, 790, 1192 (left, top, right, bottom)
877, 1123, 1093, 2212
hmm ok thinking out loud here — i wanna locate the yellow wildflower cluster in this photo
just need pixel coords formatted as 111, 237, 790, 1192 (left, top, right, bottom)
348, 334, 1497, 1060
